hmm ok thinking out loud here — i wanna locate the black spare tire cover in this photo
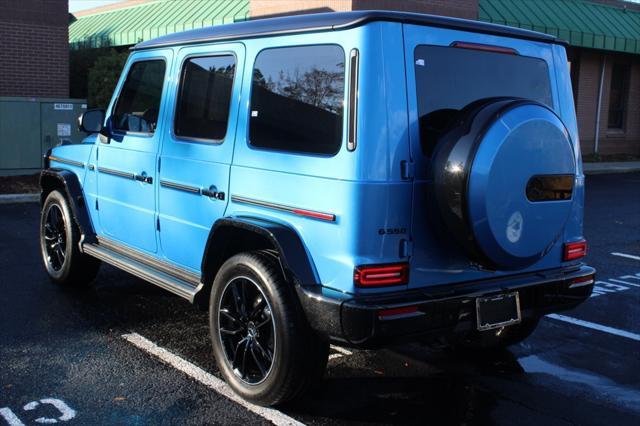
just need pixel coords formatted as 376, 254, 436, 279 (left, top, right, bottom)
431, 98, 576, 270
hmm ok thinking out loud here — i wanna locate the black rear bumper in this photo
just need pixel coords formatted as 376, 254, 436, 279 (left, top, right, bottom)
296, 265, 595, 348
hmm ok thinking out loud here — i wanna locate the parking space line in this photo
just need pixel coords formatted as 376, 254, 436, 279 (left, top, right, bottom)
328, 345, 353, 360
611, 252, 640, 261
547, 314, 640, 342
122, 333, 304, 426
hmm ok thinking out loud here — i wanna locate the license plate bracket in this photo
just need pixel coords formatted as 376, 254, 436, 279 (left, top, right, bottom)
476, 292, 521, 331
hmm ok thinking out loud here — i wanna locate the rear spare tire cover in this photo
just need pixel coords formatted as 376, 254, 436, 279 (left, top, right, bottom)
432, 99, 576, 270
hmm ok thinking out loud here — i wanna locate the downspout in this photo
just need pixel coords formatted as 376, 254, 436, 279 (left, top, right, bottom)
593, 55, 606, 154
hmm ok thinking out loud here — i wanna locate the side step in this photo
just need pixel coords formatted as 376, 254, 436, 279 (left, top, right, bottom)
83, 243, 201, 302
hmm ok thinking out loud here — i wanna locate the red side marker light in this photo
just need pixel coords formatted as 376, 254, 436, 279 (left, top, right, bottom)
378, 306, 418, 319
563, 239, 588, 261
354, 263, 409, 287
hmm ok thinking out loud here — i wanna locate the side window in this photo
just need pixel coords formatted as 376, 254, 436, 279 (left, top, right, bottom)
249, 45, 345, 155
113, 60, 166, 134
175, 55, 236, 141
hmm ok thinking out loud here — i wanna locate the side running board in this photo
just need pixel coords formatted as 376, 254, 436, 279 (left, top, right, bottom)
82, 243, 201, 302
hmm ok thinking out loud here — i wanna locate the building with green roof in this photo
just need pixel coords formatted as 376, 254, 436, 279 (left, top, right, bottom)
70, 0, 640, 156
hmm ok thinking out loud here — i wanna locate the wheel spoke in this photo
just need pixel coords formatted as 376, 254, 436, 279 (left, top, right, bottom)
54, 245, 65, 266
232, 336, 249, 368
220, 327, 243, 336
230, 282, 243, 318
220, 308, 242, 325
256, 315, 272, 329
252, 338, 273, 364
250, 298, 266, 320
250, 344, 268, 377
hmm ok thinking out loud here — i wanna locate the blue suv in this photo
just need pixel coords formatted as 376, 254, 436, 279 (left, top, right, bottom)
40, 11, 595, 406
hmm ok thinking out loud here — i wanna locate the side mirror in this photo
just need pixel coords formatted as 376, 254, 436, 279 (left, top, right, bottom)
78, 109, 105, 134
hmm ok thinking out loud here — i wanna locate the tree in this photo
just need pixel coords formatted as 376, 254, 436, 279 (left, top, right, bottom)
87, 49, 130, 109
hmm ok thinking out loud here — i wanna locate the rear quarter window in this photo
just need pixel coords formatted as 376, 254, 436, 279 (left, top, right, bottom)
414, 45, 552, 155
249, 45, 345, 155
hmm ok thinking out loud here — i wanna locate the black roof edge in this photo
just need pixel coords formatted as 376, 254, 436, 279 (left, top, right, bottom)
132, 10, 565, 51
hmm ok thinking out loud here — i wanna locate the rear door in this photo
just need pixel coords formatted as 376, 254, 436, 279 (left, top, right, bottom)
157, 43, 244, 271
97, 51, 172, 253
402, 24, 562, 288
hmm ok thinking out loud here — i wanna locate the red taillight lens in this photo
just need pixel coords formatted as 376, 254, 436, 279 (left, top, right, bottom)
378, 306, 418, 319
563, 240, 588, 261
451, 41, 518, 55
354, 263, 409, 287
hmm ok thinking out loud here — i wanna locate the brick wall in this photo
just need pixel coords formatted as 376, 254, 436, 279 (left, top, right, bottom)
575, 50, 640, 155
250, 0, 477, 19
0, 0, 69, 98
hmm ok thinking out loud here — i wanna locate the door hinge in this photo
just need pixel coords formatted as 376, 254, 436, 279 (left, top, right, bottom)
400, 239, 413, 258
95, 199, 99, 210
158, 157, 161, 173
401, 160, 414, 180
156, 217, 161, 231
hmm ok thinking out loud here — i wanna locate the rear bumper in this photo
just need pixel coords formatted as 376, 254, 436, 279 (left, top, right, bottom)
296, 265, 595, 348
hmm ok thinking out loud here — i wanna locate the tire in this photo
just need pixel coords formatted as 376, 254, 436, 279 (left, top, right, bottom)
40, 190, 101, 286
209, 251, 329, 406
453, 318, 540, 351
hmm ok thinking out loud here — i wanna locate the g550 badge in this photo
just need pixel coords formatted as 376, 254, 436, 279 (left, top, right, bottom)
378, 227, 407, 235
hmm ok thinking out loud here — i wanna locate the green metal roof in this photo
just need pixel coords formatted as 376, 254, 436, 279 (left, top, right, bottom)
479, 0, 640, 54
69, 0, 249, 48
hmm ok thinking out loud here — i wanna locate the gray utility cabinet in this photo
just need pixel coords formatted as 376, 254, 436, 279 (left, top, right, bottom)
0, 97, 88, 176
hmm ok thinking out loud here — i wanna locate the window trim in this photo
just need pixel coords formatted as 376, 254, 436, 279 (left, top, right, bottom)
110, 57, 168, 138
247, 43, 347, 157
171, 51, 238, 145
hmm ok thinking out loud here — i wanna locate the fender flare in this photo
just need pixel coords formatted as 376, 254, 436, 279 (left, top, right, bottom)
196, 216, 320, 305
40, 168, 97, 245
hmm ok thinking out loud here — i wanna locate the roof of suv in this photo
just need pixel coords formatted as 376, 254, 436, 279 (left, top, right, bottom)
133, 10, 561, 51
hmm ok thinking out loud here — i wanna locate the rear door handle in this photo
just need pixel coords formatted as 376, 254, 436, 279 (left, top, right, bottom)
201, 187, 225, 200
134, 172, 153, 184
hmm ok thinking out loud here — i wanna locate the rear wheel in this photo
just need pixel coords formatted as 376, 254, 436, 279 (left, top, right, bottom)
209, 251, 328, 406
40, 190, 100, 286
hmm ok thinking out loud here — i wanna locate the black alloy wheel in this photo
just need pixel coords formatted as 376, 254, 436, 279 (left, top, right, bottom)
43, 203, 67, 272
218, 275, 276, 385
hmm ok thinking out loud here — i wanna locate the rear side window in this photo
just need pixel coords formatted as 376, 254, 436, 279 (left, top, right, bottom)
249, 45, 345, 155
414, 45, 552, 155
113, 60, 166, 134
175, 55, 236, 141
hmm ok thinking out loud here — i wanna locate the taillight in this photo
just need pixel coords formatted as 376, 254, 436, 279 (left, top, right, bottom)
378, 306, 418, 319
568, 274, 595, 289
451, 41, 518, 55
354, 263, 409, 287
563, 240, 588, 261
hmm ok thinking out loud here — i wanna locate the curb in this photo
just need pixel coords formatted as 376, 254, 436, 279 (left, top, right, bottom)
584, 167, 640, 175
0, 193, 39, 204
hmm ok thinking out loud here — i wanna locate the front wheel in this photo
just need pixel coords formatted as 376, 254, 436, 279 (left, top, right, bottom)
40, 190, 100, 286
209, 251, 328, 406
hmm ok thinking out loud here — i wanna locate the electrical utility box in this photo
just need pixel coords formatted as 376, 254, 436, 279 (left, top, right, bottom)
0, 97, 88, 176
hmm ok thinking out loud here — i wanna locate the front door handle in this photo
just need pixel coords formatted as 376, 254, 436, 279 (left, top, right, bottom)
134, 172, 153, 184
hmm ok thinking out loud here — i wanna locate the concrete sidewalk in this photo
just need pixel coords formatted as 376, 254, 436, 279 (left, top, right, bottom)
583, 161, 640, 175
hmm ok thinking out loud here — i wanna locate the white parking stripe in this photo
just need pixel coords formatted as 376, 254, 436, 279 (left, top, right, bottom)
547, 314, 640, 342
611, 252, 640, 261
330, 345, 353, 356
122, 333, 304, 426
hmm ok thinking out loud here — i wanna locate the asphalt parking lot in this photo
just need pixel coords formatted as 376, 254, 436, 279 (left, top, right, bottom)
1, 172, 639, 426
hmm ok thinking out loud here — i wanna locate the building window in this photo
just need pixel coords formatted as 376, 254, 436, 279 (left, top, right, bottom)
607, 63, 630, 130
249, 45, 345, 155
113, 60, 166, 134
175, 55, 236, 141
